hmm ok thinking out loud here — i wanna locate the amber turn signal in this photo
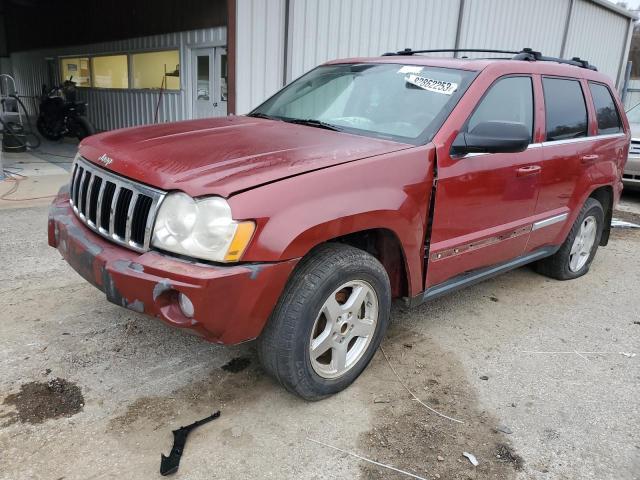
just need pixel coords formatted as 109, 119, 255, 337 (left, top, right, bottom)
224, 221, 256, 262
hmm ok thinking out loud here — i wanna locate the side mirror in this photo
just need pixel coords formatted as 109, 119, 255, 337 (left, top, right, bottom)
451, 121, 530, 156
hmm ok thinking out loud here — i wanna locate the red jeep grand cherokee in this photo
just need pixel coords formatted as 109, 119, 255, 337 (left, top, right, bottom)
49, 48, 629, 400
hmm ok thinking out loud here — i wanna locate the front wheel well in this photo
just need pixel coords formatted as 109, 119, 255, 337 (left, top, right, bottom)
326, 229, 409, 299
589, 186, 613, 246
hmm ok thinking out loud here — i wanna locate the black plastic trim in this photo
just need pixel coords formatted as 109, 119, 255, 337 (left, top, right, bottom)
406, 246, 559, 307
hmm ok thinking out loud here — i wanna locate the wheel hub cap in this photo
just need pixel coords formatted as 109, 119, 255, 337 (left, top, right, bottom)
309, 280, 378, 379
569, 215, 597, 272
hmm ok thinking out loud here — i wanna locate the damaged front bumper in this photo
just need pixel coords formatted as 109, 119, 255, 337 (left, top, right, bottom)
48, 186, 298, 344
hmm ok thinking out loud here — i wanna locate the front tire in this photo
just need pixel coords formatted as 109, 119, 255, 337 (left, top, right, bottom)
535, 197, 604, 280
257, 243, 391, 400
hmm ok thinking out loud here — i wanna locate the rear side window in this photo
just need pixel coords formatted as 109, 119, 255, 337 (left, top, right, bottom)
543, 78, 588, 141
588, 82, 622, 135
467, 76, 533, 141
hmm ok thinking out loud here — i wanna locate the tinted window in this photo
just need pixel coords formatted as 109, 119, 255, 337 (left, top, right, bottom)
543, 78, 588, 141
467, 76, 533, 141
589, 82, 622, 135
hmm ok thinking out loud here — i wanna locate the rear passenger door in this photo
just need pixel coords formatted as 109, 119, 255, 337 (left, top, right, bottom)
527, 77, 625, 252
426, 76, 542, 287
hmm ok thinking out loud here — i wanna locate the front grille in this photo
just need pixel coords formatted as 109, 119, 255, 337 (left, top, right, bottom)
629, 140, 640, 155
69, 156, 166, 252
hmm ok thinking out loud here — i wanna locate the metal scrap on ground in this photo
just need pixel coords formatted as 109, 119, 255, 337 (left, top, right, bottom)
611, 218, 640, 228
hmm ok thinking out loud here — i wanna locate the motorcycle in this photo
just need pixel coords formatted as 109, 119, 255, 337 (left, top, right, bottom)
36, 77, 95, 141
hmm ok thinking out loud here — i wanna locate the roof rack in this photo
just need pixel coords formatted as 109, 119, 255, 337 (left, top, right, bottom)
382, 47, 598, 71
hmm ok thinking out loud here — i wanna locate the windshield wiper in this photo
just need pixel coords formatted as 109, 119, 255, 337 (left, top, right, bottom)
248, 112, 280, 120
283, 118, 342, 132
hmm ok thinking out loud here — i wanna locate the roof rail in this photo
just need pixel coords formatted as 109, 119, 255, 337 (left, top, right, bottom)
382, 47, 598, 71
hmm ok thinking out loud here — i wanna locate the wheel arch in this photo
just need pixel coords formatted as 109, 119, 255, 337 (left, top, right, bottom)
322, 228, 411, 299
588, 185, 613, 246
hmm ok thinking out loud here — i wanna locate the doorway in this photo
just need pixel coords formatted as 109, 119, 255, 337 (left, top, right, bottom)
191, 47, 227, 118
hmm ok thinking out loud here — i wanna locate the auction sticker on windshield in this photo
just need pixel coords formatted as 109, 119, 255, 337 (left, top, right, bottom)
405, 74, 458, 95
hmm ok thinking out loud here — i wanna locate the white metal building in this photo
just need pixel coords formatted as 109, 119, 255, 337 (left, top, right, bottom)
235, 0, 636, 114
1, 0, 635, 131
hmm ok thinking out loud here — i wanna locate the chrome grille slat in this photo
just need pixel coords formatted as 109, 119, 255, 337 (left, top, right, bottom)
95, 179, 107, 230
124, 193, 139, 243
78, 169, 91, 216
108, 185, 121, 236
68, 156, 166, 252
84, 174, 96, 220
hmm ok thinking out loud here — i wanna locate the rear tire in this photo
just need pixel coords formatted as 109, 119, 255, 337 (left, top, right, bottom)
257, 243, 391, 400
535, 197, 604, 280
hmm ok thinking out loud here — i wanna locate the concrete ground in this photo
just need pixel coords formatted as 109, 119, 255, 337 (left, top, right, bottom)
0, 153, 639, 479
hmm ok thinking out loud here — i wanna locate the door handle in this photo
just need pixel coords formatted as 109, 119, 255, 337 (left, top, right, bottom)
580, 154, 599, 164
516, 165, 541, 177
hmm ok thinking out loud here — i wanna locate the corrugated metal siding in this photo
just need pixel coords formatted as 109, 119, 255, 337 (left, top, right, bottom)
287, 0, 460, 81
458, 0, 571, 57
235, 0, 632, 112
564, 0, 629, 83
9, 27, 226, 130
235, 0, 287, 114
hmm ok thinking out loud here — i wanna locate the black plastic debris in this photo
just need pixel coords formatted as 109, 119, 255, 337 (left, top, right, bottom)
160, 411, 221, 476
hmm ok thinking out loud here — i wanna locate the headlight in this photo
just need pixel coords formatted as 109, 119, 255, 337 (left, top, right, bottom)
151, 192, 255, 262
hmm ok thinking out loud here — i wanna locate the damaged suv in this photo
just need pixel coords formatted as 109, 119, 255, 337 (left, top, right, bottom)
49, 48, 629, 400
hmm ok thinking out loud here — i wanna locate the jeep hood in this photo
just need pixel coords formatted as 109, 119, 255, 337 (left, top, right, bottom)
79, 116, 412, 197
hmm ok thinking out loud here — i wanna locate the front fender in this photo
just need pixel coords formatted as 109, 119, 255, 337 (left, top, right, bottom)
229, 145, 435, 296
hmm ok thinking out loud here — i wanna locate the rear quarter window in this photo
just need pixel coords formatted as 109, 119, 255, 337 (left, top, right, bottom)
588, 82, 622, 135
542, 77, 588, 141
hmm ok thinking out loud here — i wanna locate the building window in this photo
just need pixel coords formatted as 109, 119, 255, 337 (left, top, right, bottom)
92, 55, 129, 89
60, 57, 90, 87
132, 50, 180, 90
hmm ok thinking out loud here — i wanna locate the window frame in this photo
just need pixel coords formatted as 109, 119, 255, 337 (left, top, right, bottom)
587, 80, 623, 136
57, 48, 182, 93
460, 74, 536, 144
541, 75, 591, 143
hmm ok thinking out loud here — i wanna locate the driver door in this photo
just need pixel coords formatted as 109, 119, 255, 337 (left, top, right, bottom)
425, 75, 542, 287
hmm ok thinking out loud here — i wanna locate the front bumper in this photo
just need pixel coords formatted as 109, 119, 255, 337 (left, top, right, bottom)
48, 186, 298, 344
623, 155, 640, 186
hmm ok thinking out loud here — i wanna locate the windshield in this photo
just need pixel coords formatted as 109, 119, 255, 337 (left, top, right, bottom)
626, 102, 640, 124
250, 63, 477, 144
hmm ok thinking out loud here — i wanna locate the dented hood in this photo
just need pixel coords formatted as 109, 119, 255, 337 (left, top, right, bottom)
79, 116, 412, 197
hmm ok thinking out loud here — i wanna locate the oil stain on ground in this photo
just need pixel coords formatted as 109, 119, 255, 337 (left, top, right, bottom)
1, 378, 84, 425
358, 327, 524, 480
221, 356, 252, 373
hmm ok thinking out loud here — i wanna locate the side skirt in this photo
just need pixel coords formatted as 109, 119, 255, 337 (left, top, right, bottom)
406, 246, 559, 308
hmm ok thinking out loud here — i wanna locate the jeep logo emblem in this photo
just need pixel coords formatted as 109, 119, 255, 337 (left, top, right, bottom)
98, 153, 113, 167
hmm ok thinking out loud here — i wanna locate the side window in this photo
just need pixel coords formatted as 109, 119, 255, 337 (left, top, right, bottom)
542, 78, 588, 141
467, 76, 533, 141
588, 82, 622, 135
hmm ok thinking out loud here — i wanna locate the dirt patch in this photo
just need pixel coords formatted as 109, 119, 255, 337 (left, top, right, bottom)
358, 328, 522, 480
2, 378, 84, 425
108, 350, 266, 435
221, 356, 251, 373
